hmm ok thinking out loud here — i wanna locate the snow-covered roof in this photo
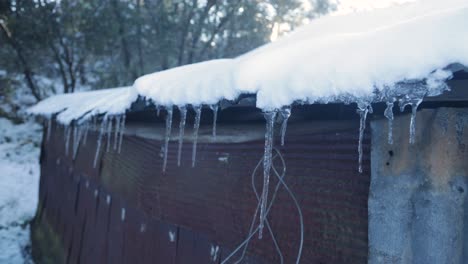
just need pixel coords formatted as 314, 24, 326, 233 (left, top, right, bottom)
236, 0, 468, 109
134, 0, 468, 110
27, 87, 137, 125
29, 0, 468, 122
134, 59, 238, 106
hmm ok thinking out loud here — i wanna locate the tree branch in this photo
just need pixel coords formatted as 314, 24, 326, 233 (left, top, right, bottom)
0, 17, 41, 100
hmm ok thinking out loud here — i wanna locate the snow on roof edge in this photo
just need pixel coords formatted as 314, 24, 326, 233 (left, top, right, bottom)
27, 87, 137, 125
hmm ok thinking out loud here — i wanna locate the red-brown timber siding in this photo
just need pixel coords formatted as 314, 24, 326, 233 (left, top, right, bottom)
33, 115, 370, 264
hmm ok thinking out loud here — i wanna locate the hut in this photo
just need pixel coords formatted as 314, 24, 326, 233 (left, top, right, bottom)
28, 0, 468, 263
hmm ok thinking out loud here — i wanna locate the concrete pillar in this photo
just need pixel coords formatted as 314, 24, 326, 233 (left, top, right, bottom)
369, 108, 468, 264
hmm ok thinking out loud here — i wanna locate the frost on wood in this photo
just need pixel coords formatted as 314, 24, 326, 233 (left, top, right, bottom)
259, 110, 277, 239
163, 107, 173, 173
177, 106, 187, 167
192, 106, 202, 168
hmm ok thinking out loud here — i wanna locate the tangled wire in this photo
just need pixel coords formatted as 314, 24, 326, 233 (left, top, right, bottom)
221, 148, 304, 264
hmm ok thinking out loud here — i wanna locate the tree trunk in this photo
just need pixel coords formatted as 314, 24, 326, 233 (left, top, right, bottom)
0, 20, 41, 101
111, 0, 138, 82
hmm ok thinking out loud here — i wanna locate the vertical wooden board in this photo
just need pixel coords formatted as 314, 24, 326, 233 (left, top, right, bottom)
72, 131, 101, 181
107, 197, 125, 264
122, 207, 144, 264
56, 165, 71, 243
176, 228, 213, 264
218, 245, 265, 264
68, 177, 88, 264
154, 222, 178, 264
36, 146, 50, 222
94, 190, 112, 264
81, 180, 100, 264
62, 174, 80, 261
45, 162, 60, 231
175, 228, 196, 264
140, 219, 158, 264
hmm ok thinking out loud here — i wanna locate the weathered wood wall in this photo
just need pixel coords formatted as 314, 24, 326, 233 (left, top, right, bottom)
32, 110, 370, 264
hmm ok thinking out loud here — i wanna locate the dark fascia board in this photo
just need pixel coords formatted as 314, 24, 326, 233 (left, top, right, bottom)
425, 79, 468, 102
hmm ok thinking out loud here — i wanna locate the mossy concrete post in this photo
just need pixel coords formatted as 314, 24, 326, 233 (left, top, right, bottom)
369, 108, 468, 264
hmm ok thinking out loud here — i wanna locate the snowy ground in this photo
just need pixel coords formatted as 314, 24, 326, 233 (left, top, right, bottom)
0, 118, 42, 264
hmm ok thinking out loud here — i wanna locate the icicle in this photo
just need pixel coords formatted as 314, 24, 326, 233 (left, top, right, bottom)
72, 125, 82, 160
92, 116, 98, 130
113, 115, 121, 150
72, 125, 78, 158
384, 99, 395, 145
279, 106, 291, 146
399, 94, 424, 145
163, 107, 173, 173
83, 120, 90, 146
357, 102, 369, 173
408, 99, 422, 144
46, 117, 52, 142
210, 104, 219, 138
118, 115, 126, 154
399, 95, 409, 112
258, 110, 277, 239
177, 106, 187, 167
65, 125, 71, 156
156, 105, 161, 117
192, 105, 202, 168
93, 118, 107, 168
106, 117, 113, 152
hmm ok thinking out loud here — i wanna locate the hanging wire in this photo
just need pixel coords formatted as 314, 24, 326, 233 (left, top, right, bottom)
222, 148, 304, 264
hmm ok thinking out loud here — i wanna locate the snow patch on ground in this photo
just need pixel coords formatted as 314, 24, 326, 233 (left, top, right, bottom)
0, 118, 41, 263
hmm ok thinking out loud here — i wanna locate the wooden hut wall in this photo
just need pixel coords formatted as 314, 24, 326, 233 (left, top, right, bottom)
32, 106, 371, 264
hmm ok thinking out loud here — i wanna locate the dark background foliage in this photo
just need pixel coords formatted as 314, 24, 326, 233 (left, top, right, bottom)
0, 0, 334, 106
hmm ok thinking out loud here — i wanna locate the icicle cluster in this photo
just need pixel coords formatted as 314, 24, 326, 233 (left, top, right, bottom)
153, 103, 223, 172
46, 76, 447, 176
90, 114, 127, 168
